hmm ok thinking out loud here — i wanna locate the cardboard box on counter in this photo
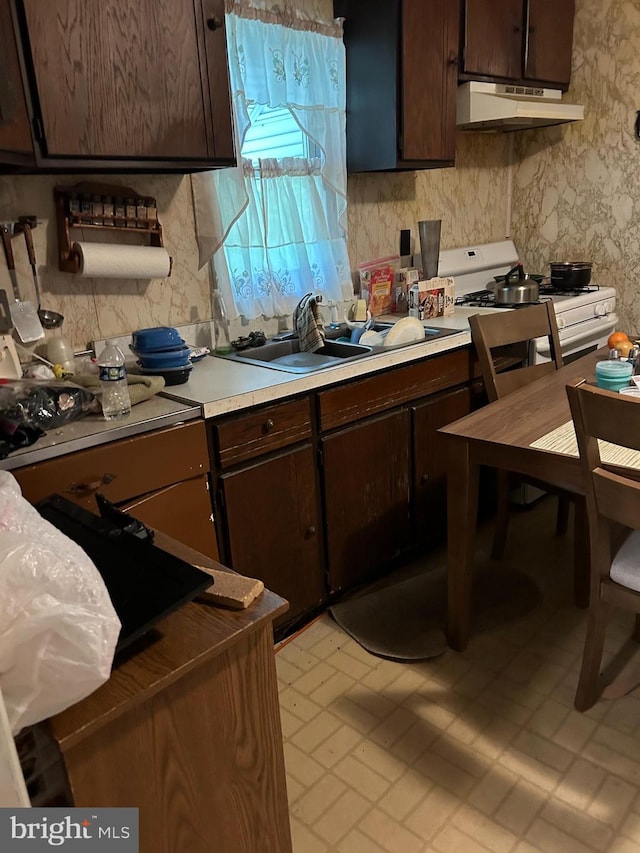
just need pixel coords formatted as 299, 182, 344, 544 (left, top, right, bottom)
408, 277, 455, 320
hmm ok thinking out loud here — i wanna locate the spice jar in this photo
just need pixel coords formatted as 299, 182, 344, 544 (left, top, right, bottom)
114, 197, 126, 227
102, 195, 114, 225
125, 197, 137, 226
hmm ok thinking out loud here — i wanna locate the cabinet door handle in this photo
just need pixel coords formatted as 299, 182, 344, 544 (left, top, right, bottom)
420, 474, 429, 485
448, 54, 459, 66
306, 525, 317, 537
263, 418, 275, 432
67, 472, 117, 497
207, 16, 223, 30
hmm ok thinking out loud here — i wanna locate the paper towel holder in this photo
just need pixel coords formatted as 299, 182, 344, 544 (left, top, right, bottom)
54, 182, 172, 276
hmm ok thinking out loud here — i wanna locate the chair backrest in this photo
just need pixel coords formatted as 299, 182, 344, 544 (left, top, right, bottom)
566, 380, 640, 535
469, 302, 563, 402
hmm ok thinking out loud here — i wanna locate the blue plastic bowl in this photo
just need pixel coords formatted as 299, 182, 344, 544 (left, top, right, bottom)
137, 345, 191, 369
132, 326, 184, 352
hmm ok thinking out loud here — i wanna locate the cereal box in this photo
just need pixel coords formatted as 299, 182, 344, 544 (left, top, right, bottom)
408, 277, 455, 320
357, 256, 399, 317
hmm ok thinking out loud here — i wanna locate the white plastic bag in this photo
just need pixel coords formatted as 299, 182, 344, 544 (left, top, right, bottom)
0, 471, 121, 734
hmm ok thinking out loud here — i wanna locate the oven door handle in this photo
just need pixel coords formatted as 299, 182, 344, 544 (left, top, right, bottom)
534, 313, 618, 356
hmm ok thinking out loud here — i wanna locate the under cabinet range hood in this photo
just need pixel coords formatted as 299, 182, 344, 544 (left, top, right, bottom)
457, 82, 585, 131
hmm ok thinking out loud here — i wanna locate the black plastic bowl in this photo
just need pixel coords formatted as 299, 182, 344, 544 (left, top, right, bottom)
138, 364, 193, 385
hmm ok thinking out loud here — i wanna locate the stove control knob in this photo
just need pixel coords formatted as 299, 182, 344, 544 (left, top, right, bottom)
556, 315, 566, 329
594, 302, 608, 317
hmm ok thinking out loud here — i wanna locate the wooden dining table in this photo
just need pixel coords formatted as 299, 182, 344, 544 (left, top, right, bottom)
440, 349, 604, 652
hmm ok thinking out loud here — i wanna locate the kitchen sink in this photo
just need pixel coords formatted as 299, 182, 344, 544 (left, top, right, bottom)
216, 323, 464, 374
218, 338, 373, 374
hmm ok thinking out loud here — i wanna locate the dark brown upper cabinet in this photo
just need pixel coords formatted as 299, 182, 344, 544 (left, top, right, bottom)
0, 0, 234, 172
461, 0, 575, 91
337, 0, 460, 172
0, 0, 34, 166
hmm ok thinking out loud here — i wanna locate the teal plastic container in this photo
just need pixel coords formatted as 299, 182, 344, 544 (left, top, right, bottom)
595, 359, 633, 391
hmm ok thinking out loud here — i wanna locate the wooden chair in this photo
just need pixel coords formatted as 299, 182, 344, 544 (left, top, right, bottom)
566, 379, 640, 710
469, 302, 571, 560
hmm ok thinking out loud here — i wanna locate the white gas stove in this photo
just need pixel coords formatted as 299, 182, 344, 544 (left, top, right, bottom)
416, 240, 618, 364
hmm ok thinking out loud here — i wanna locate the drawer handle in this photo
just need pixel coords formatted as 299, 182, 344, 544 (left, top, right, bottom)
263, 418, 275, 433
207, 16, 223, 30
67, 472, 117, 497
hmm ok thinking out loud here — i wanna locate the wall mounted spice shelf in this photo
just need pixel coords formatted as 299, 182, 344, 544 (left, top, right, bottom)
54, 182, 171, 275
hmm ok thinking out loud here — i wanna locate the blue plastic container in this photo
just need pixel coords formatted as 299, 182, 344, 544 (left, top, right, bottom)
595, 359, 633, 391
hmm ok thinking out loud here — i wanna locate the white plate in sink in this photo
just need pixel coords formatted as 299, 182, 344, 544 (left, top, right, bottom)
383, 316, 425, 347
360, 330, 385, 346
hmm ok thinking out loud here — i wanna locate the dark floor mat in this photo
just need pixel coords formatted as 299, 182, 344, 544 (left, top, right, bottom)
329, 561, 541, 662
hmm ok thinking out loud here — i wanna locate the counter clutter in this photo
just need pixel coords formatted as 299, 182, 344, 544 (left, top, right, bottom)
1, 306, 513, 644
0, 308, 480, 468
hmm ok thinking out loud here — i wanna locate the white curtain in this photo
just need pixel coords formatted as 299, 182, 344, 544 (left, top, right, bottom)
191, 7, 352, 319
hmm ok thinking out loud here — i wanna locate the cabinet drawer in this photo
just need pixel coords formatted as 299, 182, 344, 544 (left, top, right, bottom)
318, 349, 473, 431
214, 398, 312, 467
13, 420, 209, 511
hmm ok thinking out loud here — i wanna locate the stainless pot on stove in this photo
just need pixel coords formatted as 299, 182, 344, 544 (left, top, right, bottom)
488, 264, 541, 305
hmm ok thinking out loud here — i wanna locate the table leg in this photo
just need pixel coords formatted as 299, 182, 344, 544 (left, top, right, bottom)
446, 437, 479, 651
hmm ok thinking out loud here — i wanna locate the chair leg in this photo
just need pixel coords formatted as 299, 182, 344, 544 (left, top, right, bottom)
555, 495, 570, 536
575, 597, 611, 712
573, 497, 590, 608
491, 470, 511, 560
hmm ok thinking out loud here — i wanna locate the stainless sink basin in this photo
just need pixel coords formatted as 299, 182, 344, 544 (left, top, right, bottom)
218, 339, 373, 374
216, 323, 463, 374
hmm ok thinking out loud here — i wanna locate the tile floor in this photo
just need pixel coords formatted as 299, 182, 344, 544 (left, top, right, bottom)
275, 498, 640, 853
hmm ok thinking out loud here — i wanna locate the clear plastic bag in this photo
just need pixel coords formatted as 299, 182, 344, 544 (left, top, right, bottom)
0, 472, 121, 734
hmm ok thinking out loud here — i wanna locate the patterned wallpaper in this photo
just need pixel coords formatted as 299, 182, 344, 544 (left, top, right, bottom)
512, 0, 640, 331
4, 0, 633, 347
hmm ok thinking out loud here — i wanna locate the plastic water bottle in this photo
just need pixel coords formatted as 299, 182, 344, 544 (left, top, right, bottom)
98, 339, 131, 420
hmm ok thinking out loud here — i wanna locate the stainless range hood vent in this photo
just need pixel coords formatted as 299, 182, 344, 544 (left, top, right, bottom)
457, 81, 585, 132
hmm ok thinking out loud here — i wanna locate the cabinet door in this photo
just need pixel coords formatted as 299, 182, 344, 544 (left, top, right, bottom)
200, 0, 234, 161
402, 0, 459, 163
463, 0, 523, 80
322, 409, 411, 594
220, 445, 325, 627
123, 475, 219, 562
21, 0, 212, 159
339, 0, 458, 171
525, 0, 574, 86
0, 0, 33, 158
412, 386, 473, 549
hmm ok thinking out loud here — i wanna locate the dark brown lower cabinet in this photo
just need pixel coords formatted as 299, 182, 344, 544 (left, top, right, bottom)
321, 409, 411, 593
219, 444, 325, 627
123, 474, 218, 561
11, 420, 219, 560
413, 385, 474, 547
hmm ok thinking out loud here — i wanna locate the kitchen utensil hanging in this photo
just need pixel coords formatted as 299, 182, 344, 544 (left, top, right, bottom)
15, 220, 64, 329
0, 224, 44, 342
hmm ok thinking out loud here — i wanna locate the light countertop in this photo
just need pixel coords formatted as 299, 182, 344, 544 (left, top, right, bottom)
162, 309, 493, 418
0, 395, 201, 470
1, 307, 495, 468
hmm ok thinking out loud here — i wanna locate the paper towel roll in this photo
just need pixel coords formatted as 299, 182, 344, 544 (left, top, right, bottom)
72, 242, 171, 279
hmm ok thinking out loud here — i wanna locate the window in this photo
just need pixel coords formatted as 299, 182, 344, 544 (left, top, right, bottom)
191, 9, 352, 320
242, 105, 318, 163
